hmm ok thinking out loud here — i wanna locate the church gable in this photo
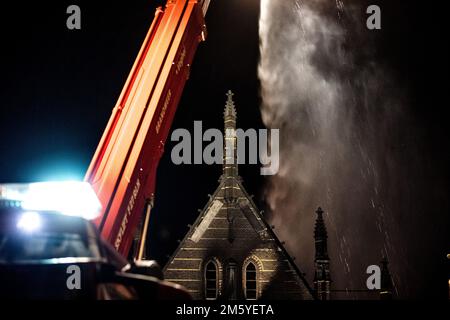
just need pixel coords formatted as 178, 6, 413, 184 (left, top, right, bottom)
164, 177, 313, 300
163, 91, 314, 300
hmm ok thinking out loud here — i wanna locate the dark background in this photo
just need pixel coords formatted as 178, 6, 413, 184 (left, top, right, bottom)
0, 1, 448, 299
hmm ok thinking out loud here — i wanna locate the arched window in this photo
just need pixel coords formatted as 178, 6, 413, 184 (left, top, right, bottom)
204, 260, 218, 300
244, 262, 257, 300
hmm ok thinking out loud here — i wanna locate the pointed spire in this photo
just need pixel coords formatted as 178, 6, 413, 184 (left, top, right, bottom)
314, 207, 328, 246
380, 257, 394, 300
313, 207, 331, 300
314, 207, 329, 262
224, 90, 236, 118
223, 90, 238, 178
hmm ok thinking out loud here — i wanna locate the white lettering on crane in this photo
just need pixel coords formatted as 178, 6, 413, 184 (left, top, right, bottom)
156, 90, 172, 134
115, 178, 141, 250
176, 46, 187, 75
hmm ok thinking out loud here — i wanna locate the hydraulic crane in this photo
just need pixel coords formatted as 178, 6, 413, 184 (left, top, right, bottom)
85, 0, 211, 259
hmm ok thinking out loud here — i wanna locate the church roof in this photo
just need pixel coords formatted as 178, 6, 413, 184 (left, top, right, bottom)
164, 174, 315, 299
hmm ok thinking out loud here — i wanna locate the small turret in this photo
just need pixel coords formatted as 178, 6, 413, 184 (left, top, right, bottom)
314, 207, 331, 300
380, 257, 394, 300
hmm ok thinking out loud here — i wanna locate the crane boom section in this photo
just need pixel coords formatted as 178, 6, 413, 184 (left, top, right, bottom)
85, 0, 206, 256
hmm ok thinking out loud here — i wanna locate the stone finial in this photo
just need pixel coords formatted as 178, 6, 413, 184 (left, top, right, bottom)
224, 90, 236, 118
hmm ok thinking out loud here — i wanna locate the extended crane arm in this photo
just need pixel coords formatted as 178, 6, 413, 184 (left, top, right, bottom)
85, 0, 210, 257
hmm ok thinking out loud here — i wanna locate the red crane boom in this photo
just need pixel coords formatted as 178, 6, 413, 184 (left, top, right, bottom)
85, 0, 210, 257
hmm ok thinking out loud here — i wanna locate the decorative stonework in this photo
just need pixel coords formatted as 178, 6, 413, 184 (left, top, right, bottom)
242, 254, 263, 299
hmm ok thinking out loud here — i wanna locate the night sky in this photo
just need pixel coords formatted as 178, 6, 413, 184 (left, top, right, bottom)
0, 1, 448, 299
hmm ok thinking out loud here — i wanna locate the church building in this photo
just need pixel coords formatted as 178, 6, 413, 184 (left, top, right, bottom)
163, 91, 317, 300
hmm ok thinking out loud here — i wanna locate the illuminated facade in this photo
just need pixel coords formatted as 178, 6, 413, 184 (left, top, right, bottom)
163, 92, 314, 300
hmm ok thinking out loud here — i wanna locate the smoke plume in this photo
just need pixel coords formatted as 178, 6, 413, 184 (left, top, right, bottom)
258, 0, 429, 298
